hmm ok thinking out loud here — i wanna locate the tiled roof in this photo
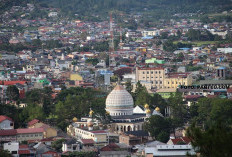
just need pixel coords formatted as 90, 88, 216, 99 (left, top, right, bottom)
28, 119, 39, 126
0, 129, 17, 136
90, 130, 107, 134
80, 139, 95, 144
16, 128, 44, 134
2, 81, 27, 85
18, 150, 31, 154
100, 143, 120, 151
0, 115, 13, 123
19, 144, 29, 149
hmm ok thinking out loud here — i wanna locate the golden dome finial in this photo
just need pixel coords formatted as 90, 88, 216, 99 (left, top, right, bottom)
155, 107, 160, 112
72, 117, 78, 122
144, 104, 149, 109
89, 108, 94, 117
106, 111, 110, 115
146, 109, 151, 114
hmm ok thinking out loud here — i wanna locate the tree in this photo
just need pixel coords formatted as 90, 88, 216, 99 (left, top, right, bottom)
6, 85, 19, 102
0, 150, 11, 157
51, 139, 66, 152
168, 92, 187, 136
144, 115, 171, 143
125, 80, 133, 94
187, 121, 232, 157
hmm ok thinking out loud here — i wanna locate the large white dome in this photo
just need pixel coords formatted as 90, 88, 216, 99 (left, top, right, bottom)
106, 85, 134, 116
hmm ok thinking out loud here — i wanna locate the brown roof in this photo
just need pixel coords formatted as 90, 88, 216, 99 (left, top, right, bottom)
100, 143, 120, 151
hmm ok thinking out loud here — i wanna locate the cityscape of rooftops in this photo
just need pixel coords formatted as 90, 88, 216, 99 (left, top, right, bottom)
0, 0, 232, 156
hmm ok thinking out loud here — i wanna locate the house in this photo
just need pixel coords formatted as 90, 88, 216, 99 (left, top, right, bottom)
144, 144, 195, 157
34, 142, 61, 157
28, 120, 57, 138
62, 138, 81, 153
0, 115, 14, 130
119, 130, 149, 146
100, 143, 131, 157
167, 137, 191, 145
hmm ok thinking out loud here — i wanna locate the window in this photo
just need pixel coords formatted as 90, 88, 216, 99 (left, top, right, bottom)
151, 71, 153, 74
147, 72, 149, 74
160, 81, 162, 84
168, 82, 169, 84
10, 123, 13, 126
159, 71, 161, 74
143, 72, 145, 74
156, 81, 158, 84
155, 71, 157, 74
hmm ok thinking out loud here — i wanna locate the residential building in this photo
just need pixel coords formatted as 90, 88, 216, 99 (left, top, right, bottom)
0, 115, 14, 130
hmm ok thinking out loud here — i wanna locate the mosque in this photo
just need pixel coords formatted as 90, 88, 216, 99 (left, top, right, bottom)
67, 84, 162, 144
105, 84, 162, 133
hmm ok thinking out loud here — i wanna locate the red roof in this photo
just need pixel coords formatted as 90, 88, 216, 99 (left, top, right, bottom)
90, 130, 107, 134
28, 119, 39, 126
19, 145, 29, 149
171, 137, 191, 145
80, 139, 95, 144
100, 143, 120, 151
184, 95, 203, 99
227, 88, 232, 93
0, 115, 13, 123
2, 81, 27, 86
18, 150, 31, 154
16, 128, 44, 134
0, 129, 17, 136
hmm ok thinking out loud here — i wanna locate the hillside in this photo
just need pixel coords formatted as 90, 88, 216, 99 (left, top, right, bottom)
1, 0, 232, 20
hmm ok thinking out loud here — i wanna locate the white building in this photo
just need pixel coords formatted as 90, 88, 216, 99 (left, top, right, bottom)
145, 144, 195, 157
48, 12, 58, 17
0, 115, 14, 130
4, 142, 19, 157
217, 48, 232, 54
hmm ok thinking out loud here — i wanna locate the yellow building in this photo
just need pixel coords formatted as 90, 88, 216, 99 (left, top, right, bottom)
70, 73, 83, 81
28, 122, 57, 138
163, 73, 192, 89
136, 67, 192, 89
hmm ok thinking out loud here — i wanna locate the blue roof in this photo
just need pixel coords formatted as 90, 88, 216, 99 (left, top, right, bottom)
217, 66, 226, 70
142, 36, 153, 40
119, 65, 128, 68
179, 48, 190, 50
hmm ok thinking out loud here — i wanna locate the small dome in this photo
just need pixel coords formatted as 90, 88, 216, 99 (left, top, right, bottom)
72, 117, 78, 122
89, 110, 94, 116
144, 104, 149, 109
146, 109, 151, 114
155, 107, 160, 112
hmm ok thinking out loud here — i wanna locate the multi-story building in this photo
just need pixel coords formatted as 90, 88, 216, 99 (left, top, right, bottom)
0, 128, 44, 142
136, 67, 165, 89
136, 67, 192, 89
163, 73, 193, 89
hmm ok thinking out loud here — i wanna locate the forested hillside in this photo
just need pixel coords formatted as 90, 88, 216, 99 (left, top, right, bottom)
1, 0, 232, 18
